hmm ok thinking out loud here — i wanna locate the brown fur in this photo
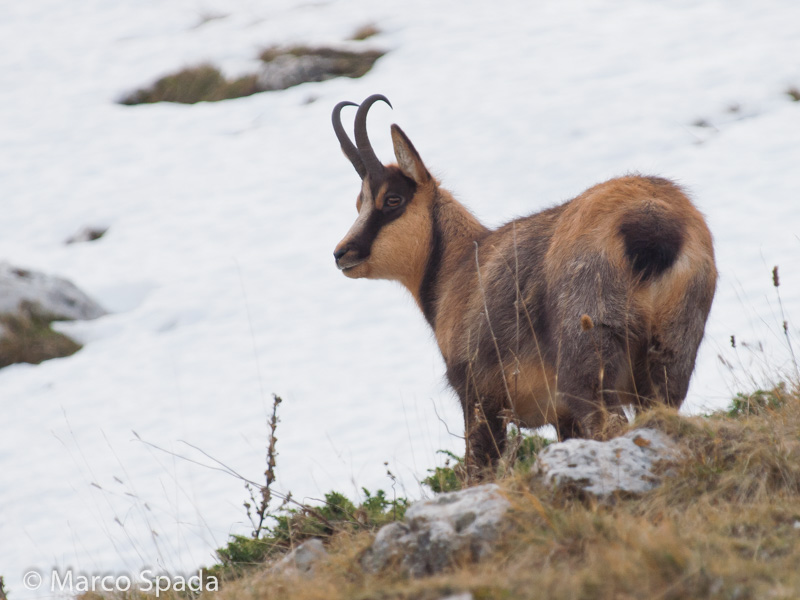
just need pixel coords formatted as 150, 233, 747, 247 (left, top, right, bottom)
333, 99, 717, 475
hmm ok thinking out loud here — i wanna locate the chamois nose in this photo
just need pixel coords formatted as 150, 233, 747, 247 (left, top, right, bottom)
333, 245, 349, 262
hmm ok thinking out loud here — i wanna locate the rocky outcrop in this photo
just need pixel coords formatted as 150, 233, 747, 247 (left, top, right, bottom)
532, 428, 680, 497
257, 46, 385, 92
270, 539, 327, 578
0, 263, 105, 367
361, 484, 511, 577
0, 263, 105, 321
363, 428, 680, 578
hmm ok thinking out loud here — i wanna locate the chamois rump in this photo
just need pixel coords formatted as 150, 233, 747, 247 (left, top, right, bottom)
332, 94, 717, 473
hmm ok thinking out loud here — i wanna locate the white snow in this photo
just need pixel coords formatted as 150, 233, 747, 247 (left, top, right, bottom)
2, 0, 800, 596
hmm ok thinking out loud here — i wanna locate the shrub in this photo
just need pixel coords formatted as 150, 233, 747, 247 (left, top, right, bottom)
207, 487, 408, 582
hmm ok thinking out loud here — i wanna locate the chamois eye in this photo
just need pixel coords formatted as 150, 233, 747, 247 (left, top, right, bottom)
385, 195, 404, 209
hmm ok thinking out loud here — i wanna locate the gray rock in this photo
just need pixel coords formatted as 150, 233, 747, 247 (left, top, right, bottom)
270, 538, 327, 577
0, 262, 106, 321
362, 484, 510, 577
256, 47, 384, 92
65, 226, 107, 244
532, 428, 680, 496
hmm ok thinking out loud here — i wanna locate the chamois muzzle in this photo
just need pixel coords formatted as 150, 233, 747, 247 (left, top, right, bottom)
333, 242, 366, 271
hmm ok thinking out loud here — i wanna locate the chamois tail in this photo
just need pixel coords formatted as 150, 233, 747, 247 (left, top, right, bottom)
618, 207, 684, 281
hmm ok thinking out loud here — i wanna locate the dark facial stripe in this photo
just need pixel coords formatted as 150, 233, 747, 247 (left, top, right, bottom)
354, 202, 394, 257
419, 201, 443, 327
349, 169, 417, 260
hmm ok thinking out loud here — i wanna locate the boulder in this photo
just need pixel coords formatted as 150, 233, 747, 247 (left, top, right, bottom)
532, 428, 680, 497
270, 539, 327, 578
362, 484, 510, 577
257, 47, 384, 92
0, 262, 106, 321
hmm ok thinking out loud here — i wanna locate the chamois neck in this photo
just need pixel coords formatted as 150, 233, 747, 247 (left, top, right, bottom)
414, 189, 488, 326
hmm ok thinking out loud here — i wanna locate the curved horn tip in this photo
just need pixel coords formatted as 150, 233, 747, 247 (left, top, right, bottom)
360, 94, 393, 110
332, 100, 366, 179
331, 100, 358, 120
333, 100, 359, 110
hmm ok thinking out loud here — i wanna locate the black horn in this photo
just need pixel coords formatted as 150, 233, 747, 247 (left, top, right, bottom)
332, 101, 365, 179
354, 94, 392, 182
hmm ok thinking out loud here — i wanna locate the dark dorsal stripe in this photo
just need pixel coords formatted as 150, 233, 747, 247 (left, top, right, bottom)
419, 201, 444, 327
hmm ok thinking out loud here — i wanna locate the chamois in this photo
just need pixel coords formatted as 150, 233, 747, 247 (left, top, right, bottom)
332, 94, 717, 473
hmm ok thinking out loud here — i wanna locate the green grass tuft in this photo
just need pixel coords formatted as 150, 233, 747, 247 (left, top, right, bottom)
205, 487, 408, 582
422, 449, 465, 494
727, 383, 790, 417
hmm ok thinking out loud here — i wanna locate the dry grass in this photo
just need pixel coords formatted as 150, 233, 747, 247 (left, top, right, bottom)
349, 23, 381, 41
178, 385, 800, 600
119, 64, 259, 105
0, 303, 82, 368
82, 385, 800, 600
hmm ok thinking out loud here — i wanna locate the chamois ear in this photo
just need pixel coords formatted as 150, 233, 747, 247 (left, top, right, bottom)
391, 124, 431, 185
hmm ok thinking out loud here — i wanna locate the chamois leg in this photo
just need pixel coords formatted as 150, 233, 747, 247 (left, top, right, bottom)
555, 324, 628, 440
463, 396, 506, 478
632, 339, 697, 411
555, 412, 582, 441
644, 280, 714, 409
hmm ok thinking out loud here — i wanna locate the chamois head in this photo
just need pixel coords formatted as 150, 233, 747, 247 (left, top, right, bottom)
332, 95, 436, 289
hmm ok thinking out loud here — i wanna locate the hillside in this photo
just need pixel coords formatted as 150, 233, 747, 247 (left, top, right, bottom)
144, 385, 800, 599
